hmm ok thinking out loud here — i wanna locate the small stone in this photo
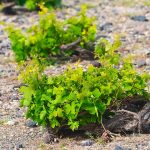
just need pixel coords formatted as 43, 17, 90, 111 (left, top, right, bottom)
15, 143, 24, 150
114, 145, 131, 150
25, 120, 37, 128
146, 58, 150, 65
11, 95, 19, 101
144, 113, 150, 121
134, 59, 146, 68
90, 61, 101, 68
145, 67, 150, 71
147, 52, 150, 58
54, 138, 59, 143
100, 22, 113, 32
142, 124, 150, 133
75, 7, 81, 12
131, 16, 149, 22
136, 144, 143, 150
2, 40, 11, 48
6, 120, 18, 125
114, 145, 125, 150
80, 139, 94, 146
0, 30, 4, 35
16, 111, 23, 118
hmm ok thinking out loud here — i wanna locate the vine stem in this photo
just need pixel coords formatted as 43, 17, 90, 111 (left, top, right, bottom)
100, 117, 120, 137
100, 117, 107, 132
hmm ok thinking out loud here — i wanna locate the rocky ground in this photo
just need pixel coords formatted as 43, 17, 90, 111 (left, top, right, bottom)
0, 0, 150, 149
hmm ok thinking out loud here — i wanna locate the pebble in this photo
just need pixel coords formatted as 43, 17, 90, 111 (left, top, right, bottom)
16, 110, 23, 118
131, 16, 149, 22
11, 95, 19, 101
147, 52, 150, 58
136, 144, 142, 150
6, 120, 18, 125
15, 142, 24, 150
134, 59, 146, 68
136, 142, 150, 150
145, 67, 150, 71
146, 58, 150, 65
80, 139, 94, 146
143, 111, 150, 120
0, 29, 4, 35
100, 22, 113, 32
25, 120, 37, 128
1, 40, 11, 48
114, 145, 131, 150
90, 61, 101, 68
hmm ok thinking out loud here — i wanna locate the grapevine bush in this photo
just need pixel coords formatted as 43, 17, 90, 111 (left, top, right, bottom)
19, 38, 150, 131
6, 6, 96, 62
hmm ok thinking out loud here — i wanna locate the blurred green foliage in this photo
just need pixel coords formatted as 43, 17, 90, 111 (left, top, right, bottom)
0, 0, 61, 10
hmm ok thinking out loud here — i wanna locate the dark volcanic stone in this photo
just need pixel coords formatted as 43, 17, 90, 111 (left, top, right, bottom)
131, 16, 149, 22
2, 4, 17, 15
